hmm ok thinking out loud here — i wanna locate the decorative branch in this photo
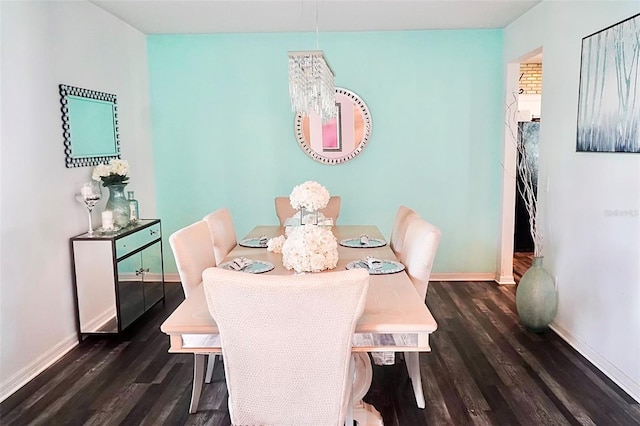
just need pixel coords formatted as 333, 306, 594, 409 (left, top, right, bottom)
505, 90, 543, 257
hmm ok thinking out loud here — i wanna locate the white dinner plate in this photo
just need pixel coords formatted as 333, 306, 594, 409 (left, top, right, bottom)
346, 259, 405, 275
218, 260, 274, 274
238, 237, 269, 248
339, 237, 387, 248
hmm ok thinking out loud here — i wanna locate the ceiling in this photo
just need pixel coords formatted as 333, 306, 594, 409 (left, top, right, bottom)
89, 0, 542, 34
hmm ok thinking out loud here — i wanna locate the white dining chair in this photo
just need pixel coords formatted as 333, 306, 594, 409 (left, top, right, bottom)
202, 267, 369, 426
203, 208, 237, 265
401, 217, 442, 302
389, 206, 418, 259
398, 216, 441, 409
274, 195, 341, 226
168, 220, 220, 413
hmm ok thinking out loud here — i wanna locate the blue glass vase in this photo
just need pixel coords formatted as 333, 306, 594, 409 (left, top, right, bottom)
105, 183, 130, 229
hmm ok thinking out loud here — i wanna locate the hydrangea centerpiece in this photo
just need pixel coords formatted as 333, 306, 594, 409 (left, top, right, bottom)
92, 159, 129, 186
289, 180, 330, 211
281, 225, 339, 273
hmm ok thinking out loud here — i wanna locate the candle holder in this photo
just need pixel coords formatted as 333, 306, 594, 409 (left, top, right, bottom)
76, 181, 102, 236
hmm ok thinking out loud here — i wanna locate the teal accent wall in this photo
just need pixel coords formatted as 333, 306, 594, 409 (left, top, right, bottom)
148, 30, 504, 274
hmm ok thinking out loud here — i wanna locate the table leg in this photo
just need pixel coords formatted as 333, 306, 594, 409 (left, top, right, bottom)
352, 353, 384, 426
189, 353, 205, 414
405, 351, 426, 408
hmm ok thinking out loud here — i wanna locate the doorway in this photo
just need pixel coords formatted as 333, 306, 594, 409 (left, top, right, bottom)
496, 48, 542, 285
514, 55, 542, 280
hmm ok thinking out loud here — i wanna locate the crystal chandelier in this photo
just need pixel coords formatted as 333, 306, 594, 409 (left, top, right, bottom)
288, 50, 336, 123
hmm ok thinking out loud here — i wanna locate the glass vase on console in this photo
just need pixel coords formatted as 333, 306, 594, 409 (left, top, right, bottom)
105, 183, 130, 229
127, 191, 139, 223
299, 206, 319, 225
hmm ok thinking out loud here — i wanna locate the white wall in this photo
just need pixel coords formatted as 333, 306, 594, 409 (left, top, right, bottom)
505, 1, 640, 401
0, 1, 155, 400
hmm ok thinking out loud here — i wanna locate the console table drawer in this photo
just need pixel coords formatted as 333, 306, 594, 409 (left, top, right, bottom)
116, 223, 161, 258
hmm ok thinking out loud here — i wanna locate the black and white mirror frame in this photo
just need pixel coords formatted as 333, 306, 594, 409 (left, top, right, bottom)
59, 84, 121, 168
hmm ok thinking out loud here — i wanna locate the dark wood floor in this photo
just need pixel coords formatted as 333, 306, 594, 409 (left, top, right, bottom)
2, 276, 639, 425
513, 251, 533, 283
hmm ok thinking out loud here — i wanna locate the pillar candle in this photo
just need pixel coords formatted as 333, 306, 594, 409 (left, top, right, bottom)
102, 210, 114, 230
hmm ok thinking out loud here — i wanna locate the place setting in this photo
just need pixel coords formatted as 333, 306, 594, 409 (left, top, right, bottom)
238, 235, 270, 248
339, 234, 387, 248
218, 256, 274, 274
346, 255, 405, 275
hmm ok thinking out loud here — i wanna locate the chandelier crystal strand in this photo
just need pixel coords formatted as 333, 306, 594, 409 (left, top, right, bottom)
288, 51, 336, 123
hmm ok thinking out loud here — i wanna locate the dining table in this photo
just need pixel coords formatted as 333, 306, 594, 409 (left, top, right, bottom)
160, 224, 438, 425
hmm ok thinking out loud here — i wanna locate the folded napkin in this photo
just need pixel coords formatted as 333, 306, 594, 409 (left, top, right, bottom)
359, 234, 370, 245
258, 235, 269, 246
228, 257, 253, 271
362, 256, 383, 270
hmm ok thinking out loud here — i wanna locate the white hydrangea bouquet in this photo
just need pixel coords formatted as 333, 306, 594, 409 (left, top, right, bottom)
279, 225, 339, 273
289, 180, 330, 211
91, 159, 130, 186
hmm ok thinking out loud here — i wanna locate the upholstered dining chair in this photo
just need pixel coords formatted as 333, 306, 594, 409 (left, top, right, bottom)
202, 267, 369, 426
202, 208, 237, 265
274, 195, 342, 226
397, 216, 441, 409
168, 220, 220, 413
389, 205, 417, 259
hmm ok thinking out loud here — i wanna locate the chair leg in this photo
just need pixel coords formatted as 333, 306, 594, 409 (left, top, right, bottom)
190, 354, 205, 414
205, 354, 216, 384
345, 355, 355, 426
404, 351, 425, 408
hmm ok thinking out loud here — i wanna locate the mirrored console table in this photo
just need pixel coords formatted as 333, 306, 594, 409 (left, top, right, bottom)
70, 219, 165, 342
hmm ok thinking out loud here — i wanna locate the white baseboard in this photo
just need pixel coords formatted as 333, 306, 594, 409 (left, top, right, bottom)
0, 333, 78, 403
82, 307, 116, 332
430, 272, 496, 282
118, 273, 164, 282
495, 274, 517, 285
164, 272, 180, 283
550, 323, 640, 403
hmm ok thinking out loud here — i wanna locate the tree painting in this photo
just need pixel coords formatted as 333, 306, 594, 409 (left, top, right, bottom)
577, 13, 640, 153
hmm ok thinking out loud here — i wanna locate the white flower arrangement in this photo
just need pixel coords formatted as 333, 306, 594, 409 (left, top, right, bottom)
92, 159, 130, 186
281, 224, 339, 273
267, 235, 286, 254
289, 180, 330, 211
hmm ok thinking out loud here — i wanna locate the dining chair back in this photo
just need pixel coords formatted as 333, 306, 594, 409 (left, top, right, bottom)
203, 208, 237, 264
393, 215, 441, 409
390, 206, 418, 260
203, 267, 369, 426
322, 195, 341, 223
274, 195, 341, 226
168, 219, 219, 413
169, 220, 216, 298
401, 217, 442, 301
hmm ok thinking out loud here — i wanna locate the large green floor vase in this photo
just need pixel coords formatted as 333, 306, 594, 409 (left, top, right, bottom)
516, 256, 558, 332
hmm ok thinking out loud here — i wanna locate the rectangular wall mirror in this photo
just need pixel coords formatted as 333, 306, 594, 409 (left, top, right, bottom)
59, 84, 121, 168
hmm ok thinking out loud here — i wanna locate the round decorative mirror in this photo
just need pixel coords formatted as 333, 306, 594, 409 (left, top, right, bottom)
294, 87, 372, 165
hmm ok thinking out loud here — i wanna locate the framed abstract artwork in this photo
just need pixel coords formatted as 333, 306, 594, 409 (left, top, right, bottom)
294, 87, 372, 165
576, 13, 640, 153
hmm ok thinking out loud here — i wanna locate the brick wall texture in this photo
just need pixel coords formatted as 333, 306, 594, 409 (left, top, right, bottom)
519, 63, 542, 94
